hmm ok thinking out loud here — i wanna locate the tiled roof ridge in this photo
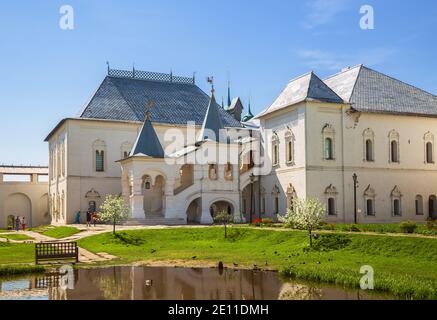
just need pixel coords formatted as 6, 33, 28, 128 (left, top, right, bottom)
107, 68, 196, 85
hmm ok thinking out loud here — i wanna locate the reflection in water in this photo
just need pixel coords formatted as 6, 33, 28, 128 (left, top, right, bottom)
0, 266, 392, 300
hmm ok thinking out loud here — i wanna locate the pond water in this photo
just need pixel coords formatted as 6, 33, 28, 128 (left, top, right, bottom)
0, 266, 395, 300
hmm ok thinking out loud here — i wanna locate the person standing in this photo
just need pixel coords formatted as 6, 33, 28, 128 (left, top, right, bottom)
92, 212, 98, 227
21, 217, 26, 231
15, 216, 20, 232
86, 210, 92, 227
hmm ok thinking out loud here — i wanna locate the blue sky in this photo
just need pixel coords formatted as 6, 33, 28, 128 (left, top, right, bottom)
1, 0, 436, 165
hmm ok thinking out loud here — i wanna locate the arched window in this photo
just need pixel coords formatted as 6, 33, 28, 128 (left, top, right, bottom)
325, 184, 338, 216
364, 185, 376, 216
93, 140, 106, 172
325, 138, 333, 160
391, 141, 398, 163
391, 185, 402, 216
284, 130, 295, 164
388, 130, 400, 163
327, 198, 336, 216
322, 124, 335, 160
366, 140, 373, 161
363, 128, 375, 162
426, 142, 433, 164
271, 133, 279, 166
416, 195, 424, 215
366, 199, 374, 216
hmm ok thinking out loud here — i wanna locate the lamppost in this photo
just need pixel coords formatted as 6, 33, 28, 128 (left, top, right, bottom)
353, 173, 358, 224
249, 173, 255, 224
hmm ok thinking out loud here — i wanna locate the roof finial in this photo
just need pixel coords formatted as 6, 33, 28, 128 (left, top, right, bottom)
133, 63, 136, 78
145, 100, 154, 121
207, 76, 215, 96
106, 61, 110, 75
221, 96, 224, 109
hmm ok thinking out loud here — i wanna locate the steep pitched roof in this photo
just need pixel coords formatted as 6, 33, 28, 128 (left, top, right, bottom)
257, 72, 344, 117
324, 65, 437, 116
197, 93, 226, 142
79, 73, 241, 127
130, 116, 164, 158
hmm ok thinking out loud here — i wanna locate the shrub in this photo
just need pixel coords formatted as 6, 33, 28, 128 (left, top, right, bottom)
399, 221, 417, 234
426, 218, 437, 230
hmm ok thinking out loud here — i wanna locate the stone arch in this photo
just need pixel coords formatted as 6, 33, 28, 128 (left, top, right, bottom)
209, 198, 236, 218
142, 174, 165, 216
38, 193, 50, 226
186, 197, 201, 224
4, 193, 32, 227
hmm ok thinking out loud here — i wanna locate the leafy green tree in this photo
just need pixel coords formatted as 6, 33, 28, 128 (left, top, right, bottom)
279, 198, 326, 247
214, 210, 234, 239
99, 194, 129, 235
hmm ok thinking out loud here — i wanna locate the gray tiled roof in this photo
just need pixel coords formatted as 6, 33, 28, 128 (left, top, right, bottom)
324, 65, 437, 116
130, 117, 165, 158
80, 75, 242, 127
258, 72, 344, 117
198, 93, 226, 143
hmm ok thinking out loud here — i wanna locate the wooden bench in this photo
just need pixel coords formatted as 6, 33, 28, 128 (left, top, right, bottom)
35, 242, 79, 264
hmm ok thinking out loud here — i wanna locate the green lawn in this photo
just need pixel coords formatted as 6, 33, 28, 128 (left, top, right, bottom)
0, 242, 35, 265
0, 234, 34, 241
77, 227, 437, 299
41, 226, 81, 239
318, 223, 437, 236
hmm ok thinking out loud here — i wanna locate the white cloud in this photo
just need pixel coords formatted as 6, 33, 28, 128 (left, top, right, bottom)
303, 0, 349, 29
297, 48, 397, 72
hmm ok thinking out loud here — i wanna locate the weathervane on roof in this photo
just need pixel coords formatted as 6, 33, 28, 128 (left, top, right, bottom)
207, 76, 214, 95
145, 100, 154, 121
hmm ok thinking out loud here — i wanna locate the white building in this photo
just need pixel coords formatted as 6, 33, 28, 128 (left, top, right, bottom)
45, 65, 437, 225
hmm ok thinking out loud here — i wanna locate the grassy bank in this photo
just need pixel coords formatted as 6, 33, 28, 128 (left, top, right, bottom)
0, 234, 34, 241
77, 227, 437, 299
0, 242, 35, 265
0, 265, 46, 276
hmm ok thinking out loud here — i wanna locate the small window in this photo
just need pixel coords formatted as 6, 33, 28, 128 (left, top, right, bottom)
393, 199, 401, 216
96, 150, 104, 172
145, 181, 151, 190
366, 199, 375, 216
327, 198, 336, 215
415, 195, 424, 215
365, 139, 373, 161
391, 141, 399, 163
426, 142, 433, 163
274, 197, 279, 214
209, 164, 218, 180
325, 138, 333, 160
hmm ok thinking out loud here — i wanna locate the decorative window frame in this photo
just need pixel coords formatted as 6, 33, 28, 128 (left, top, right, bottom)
363, 128, 375, 162
224, 163, 233, 181
208, 164, 218, 180
322, 124, 335, 161
284, 130, 295, 165
93, 139, 107, 173
390, 185, 402, 217
271, 132, 279, 167
363, 185, 376, 216
324, 184, 338, 216
424, 132, 434, 164
388, 130, 400, 164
